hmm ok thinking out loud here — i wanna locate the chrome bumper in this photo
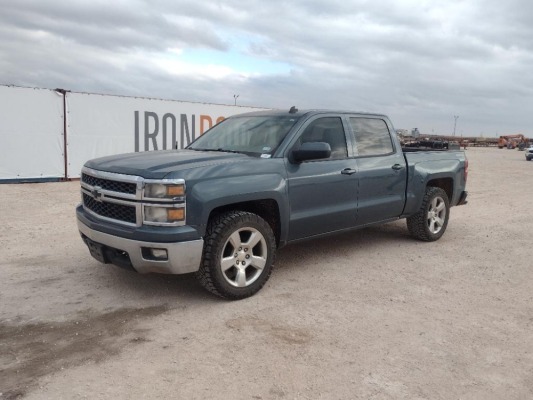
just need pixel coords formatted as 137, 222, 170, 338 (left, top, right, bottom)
78, 219, 203, 275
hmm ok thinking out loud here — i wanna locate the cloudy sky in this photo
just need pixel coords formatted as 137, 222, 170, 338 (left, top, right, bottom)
1, 0, 532, 137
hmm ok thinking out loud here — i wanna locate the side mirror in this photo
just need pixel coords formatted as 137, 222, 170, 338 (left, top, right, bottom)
291, 142, 331, 163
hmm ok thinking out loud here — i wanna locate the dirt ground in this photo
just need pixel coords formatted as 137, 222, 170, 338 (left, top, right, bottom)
1, 147, 532, 400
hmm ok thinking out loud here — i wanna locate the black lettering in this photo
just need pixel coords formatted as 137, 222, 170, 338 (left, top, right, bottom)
180, 114, 195, 148
191, 114, 196, 142
162, 113, 176, 150
134, 111, 139, 152
144, 112, 159, 151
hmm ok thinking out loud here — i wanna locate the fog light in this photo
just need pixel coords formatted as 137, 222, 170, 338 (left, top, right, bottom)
151, 248, 168, 260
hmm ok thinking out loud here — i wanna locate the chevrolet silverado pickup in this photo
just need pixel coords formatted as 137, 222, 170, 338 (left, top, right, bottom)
77, 108, 468, 299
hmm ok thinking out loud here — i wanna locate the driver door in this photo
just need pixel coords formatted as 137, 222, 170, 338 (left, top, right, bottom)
286, 116, 358, 240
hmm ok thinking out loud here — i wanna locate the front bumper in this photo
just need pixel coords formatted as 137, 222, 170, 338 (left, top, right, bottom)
78, 218, 203, 275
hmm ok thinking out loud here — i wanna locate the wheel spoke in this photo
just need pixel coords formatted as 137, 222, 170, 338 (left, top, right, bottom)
250, 255, 266, 270
235, 269, 247, 287
228, 231, 242, 250
221, 256, 235, 272
244, 231, 262, 248
202, 212, 276, 297
435, 217, 444, 228
429, 219, 436, 233
431, 198, 438, 210
436, 200, 445, 212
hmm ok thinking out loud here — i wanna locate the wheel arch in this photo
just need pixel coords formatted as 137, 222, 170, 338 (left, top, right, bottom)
426, 177, 453, 201
207, 199, 282, 247
403, 174, 455, 217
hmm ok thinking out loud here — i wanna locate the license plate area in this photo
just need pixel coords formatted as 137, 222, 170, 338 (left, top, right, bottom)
84, 237, 108, 264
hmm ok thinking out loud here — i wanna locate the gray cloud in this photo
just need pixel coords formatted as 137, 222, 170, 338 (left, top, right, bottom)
1, 1, 227, 51
1, 0, 532, 136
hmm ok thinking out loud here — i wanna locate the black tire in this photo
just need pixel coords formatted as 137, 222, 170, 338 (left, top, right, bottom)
196, 211, 276, 300
407, 187, 450, 242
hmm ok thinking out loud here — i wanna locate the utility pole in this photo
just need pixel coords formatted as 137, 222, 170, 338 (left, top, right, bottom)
233, 94, 239, 106
453, 115, 459, 136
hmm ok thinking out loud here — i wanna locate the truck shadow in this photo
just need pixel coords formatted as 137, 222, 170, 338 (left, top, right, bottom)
275, 220, 413, 272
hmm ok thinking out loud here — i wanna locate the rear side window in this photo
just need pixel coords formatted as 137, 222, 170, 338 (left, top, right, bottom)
350, 118, 393, 156
298, 117, 348, 160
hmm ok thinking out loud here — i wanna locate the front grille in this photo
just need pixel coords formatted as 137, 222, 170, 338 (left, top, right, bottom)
83, 193, 136, 224
82, 173, 137, 194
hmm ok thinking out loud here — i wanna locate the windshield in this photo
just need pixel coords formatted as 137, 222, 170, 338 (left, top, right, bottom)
188, 115, 300, 156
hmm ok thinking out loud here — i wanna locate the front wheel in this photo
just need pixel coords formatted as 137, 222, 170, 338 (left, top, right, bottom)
196, 211, 276, 300
407, 187, 450, 242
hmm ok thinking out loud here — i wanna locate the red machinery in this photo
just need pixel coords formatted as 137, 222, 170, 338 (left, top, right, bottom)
498, 134, 529, 150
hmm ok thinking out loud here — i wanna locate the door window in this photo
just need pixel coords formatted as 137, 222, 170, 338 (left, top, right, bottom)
298, 117, 348, 160
350, 118, 393, 156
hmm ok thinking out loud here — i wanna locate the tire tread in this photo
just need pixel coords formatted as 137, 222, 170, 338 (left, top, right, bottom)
407, 186, 449, 242
196, 211, 275, 300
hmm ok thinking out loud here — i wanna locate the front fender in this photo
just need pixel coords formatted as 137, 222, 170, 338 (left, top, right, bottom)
187, 173, 288, 240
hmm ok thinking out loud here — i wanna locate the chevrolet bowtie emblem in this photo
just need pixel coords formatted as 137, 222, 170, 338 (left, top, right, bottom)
91, 186, 103, 202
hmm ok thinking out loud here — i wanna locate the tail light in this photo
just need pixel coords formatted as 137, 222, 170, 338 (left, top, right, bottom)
464, 159, 468, 183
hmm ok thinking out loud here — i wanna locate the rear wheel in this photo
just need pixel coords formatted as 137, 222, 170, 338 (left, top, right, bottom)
407, 187, 450, 241
196, 211, 276, 300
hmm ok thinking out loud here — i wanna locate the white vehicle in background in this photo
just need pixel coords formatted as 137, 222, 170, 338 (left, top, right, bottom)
526, 146, 533, 161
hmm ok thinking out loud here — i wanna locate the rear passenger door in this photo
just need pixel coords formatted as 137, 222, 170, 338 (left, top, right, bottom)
286, 116, 358, 240
349, 116, 407, 226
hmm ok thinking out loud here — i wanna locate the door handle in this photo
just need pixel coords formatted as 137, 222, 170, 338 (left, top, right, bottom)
341, 168, 357, 175
392, 164, 404, 170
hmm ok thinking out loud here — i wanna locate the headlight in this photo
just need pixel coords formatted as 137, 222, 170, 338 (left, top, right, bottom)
144, 206, 185, 224
144, 183, 185, 199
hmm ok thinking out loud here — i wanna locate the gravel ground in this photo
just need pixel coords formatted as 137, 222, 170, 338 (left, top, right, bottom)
1, 147, 532, 400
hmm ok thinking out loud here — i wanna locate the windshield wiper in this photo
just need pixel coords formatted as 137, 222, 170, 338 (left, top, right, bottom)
214, 148, 242, 154
188, 147, 243, 154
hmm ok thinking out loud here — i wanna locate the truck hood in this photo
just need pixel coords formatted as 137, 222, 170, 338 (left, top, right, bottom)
84, 149, 250, 179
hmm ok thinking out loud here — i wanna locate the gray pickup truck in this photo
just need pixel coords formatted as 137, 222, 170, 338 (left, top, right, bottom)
77, 108, 468, 299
